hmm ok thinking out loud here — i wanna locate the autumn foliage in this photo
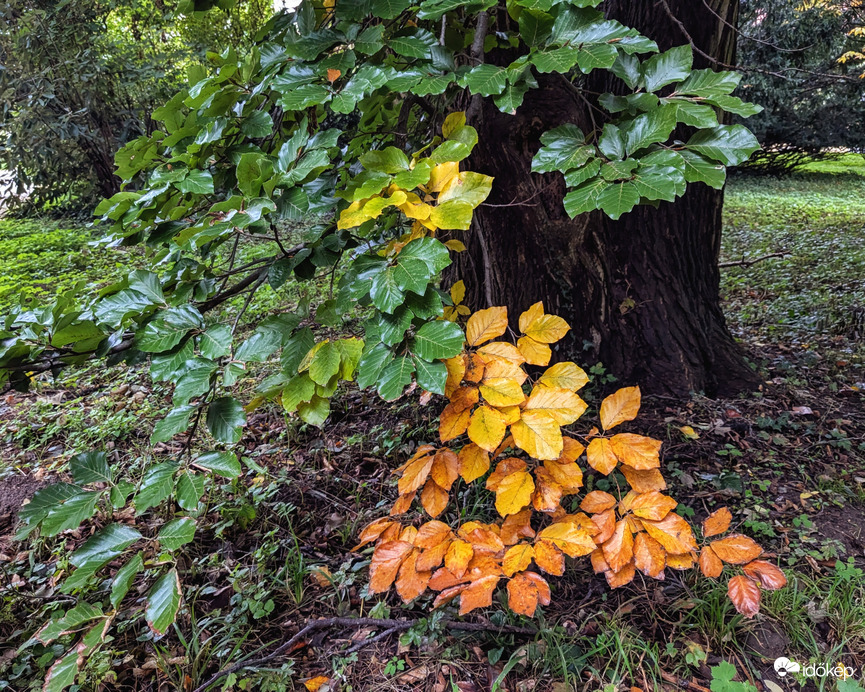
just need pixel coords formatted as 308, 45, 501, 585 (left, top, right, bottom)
355, 305, 786, 619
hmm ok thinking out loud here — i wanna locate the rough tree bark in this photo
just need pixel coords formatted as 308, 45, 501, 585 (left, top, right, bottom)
451, 0, 757, 397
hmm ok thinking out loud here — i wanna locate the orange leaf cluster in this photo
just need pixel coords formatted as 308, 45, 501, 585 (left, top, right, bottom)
357, 305, 782, 620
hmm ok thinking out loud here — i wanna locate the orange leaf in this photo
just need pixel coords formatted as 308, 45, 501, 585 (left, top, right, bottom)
710, 534, 762, 564
464, 353, 486, 382
458, 443, 490, 483
538, 362, 589, 392
466, 307, 508, 346
558, 436, 585, 463
610, 433, 662, 470
400, 525, 418, 543
459, 575, 500, 615
507, 571, 550, 617
728, 574, 761, 618
305, 676, 330, 692
702, 507, 732, 538
620, 464, 667, 492
430, 449, 460, 490
600, 386, 641, 431
543, 458, 583, 493
500, 508, 536, 545
665, 552, 695, 570
353, 518, 397, 550
532, 467, 563, 513
416, 539, 451, 572
415, 521, 452, 549
633, 532, 666, 579
444, 355, 466, 397
445, 540, 474, 579
396, 550, 431, 602
479, 378, 526, 407
742, 560, 787, 590
533, 539, 565, 576
390, 492, 415, 516
630, 491, 679, 522
641, 513, 697, 554
495, 470, 535, 517
591, 507, 616, 544
398, 451, 435, 495
591, 547, 610, 573
420, 480, 449, 518
516, 336, 551, 366
465, 527, 505, 554
502, 544, 535, 577
587, 437, 618, 475
450, 385, 479, 412
511, 410, 562, 460
524, 386, 587, 425
580, 490, 617, 514
524, 313, 570, 344
537, 521, 596, 558
518, 301, 544, 333
602, 519, 634, 572
494, 433, 515, 458
439, 403, 471, 442
326, 68, 341, 82
605, 562, 636, 588
369, 540, 413, 593
468, 405, 508, 452
429, 567, 465, 591
699, 546, 723, 578
486, 457, 527, 491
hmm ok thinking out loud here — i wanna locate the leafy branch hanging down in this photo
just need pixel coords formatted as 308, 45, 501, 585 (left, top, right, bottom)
355, 305, 786, 619
5, 0, 770, 689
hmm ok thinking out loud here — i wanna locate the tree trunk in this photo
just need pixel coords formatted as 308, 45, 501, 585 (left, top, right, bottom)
452, 0, 757, 397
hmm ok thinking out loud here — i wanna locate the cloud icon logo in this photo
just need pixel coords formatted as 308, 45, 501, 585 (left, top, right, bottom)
774, 658, 801, 677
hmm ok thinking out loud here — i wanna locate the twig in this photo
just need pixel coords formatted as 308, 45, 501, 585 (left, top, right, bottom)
660, 670, 712, 692
344, 625, 406, 654
718, 251, 787, 268
466, 11, 489, 122
191, 616, 537, 692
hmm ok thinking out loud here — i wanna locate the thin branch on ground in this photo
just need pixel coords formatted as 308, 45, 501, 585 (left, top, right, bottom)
718, 251, 788, 268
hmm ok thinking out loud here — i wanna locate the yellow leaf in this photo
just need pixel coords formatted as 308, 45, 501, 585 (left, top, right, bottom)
666, 552, 695, 570
524, 385, 587, 425
465, 307, 508, 346
537, 521, 596, 558
587, 437, 618, 476
506, 571, 550, 617
610, 433, 662, 470
438, 171, 494, 208
486, 457, 527, 491
442, 111, 467, 138
444, 239, 467, 252
679, 425, 699, 440
465, 352, 486, 382
326, 68, 341, 82
477, 341, 526, 364
641, 513, 697, 554
353, 518, 397, 550
430, 449, 460, 490
467, 405, 508, 452
305, 676, 331, 692
580, 490, 617, 514
502, 544, 534, 577
479, 378, 526, 407
591, 507, 616, 544
511, 410, 562, 460
500, 508, 535, 545
337, 191, 408, 230
542, 458, 583, 493
481, 356, 528, 384
445, 539, 473, 578
444, 355, 466, 397
415, 520, 452, 549
605, 562, 636, 589
397, 192, 432, 220
538, 362, 589, 391
518, 302, 544, 333
458, 443, 490, 483
620, 464, 667, 492
524, 314, 570, 344
428, 162, 459, 193
599, 386, 641, 430
416, 539, 450, 572
495, 470, 535, 517
450, 280, 466, 305
516, 335, 551, 366
449, 385, 479, 412
532, 467, 563, 512
497, 405, 521, 425
390, 492, 415, 516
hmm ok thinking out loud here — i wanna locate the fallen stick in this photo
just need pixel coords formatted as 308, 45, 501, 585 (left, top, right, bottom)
718, 252, 788, 268
660, 670, 712, 692
191, 616, 537, 692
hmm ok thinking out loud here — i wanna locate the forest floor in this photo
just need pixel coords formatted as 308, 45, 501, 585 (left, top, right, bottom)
0, 163, 864, 692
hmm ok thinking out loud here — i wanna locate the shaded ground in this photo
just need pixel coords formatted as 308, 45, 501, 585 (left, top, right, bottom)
0, 167, 864, 691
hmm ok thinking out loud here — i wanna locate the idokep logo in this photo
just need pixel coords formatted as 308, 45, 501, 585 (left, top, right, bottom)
774, 657, 857, 680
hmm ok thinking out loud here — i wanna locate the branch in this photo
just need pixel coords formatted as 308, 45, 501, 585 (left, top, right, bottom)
466, 11, 490, 121
191, 616, 537, 692
718, 251, 787, 268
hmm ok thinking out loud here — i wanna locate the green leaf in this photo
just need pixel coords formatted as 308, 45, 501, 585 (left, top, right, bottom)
437, 171, 493, 208
429, 140, 471, 164
530, 47, 581, 74
135, 462, 178, 514
377, 356, 415, 401
35, 603, 103, 644
668, 100, 718, 129
195, 450, 241, 478
70, 452, 112, 485
406, 288, 444, 319
563, 177, 607, 217
532, 125, 590, 173
137, 306, 203, 353
297, 395, 331, 426
623, 109, 677, 156
360, 146, 411, 174
706, 95, 763, 118
412, 321, 464, 361
685, 125, 761, 166
679, 150, 726, 189
393, 159, 432, 189
40, 491, 101, 537
413, 356, 448, 394
157, 517, 197, 551
129, 270, 165, 305
175, 472, 205, 511
146, 569, 182, 636
71, 523, 142, 568
519, 8, 554, 47
458, 64, 508, 97
674, 69, 741, 98
357, 342, 393, 390
111, 553, 144, 608
17, 484, 81, 538
43, 648, 81, 692
398, 237, 452, 274
370, 0, 411, 19
308, 341, 342, 385
641, 45, 692, 92
173, 360, 217, 405
110, 481, 134, 509
430, 200, 474, 230
632, 165, 684, 202
241, 110, 274, 138
596, 181, 640, 220
198, 324, 232, 359
370, 266, 405, 314
51, 321, 104, 348
151, 405, 195, 444
150, 340, 194, 382
206, 397, 246, 444
336, 338, 364, 380
178, 170, 214, 195
235, 329, 281, 363
282, 374, 316, 412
